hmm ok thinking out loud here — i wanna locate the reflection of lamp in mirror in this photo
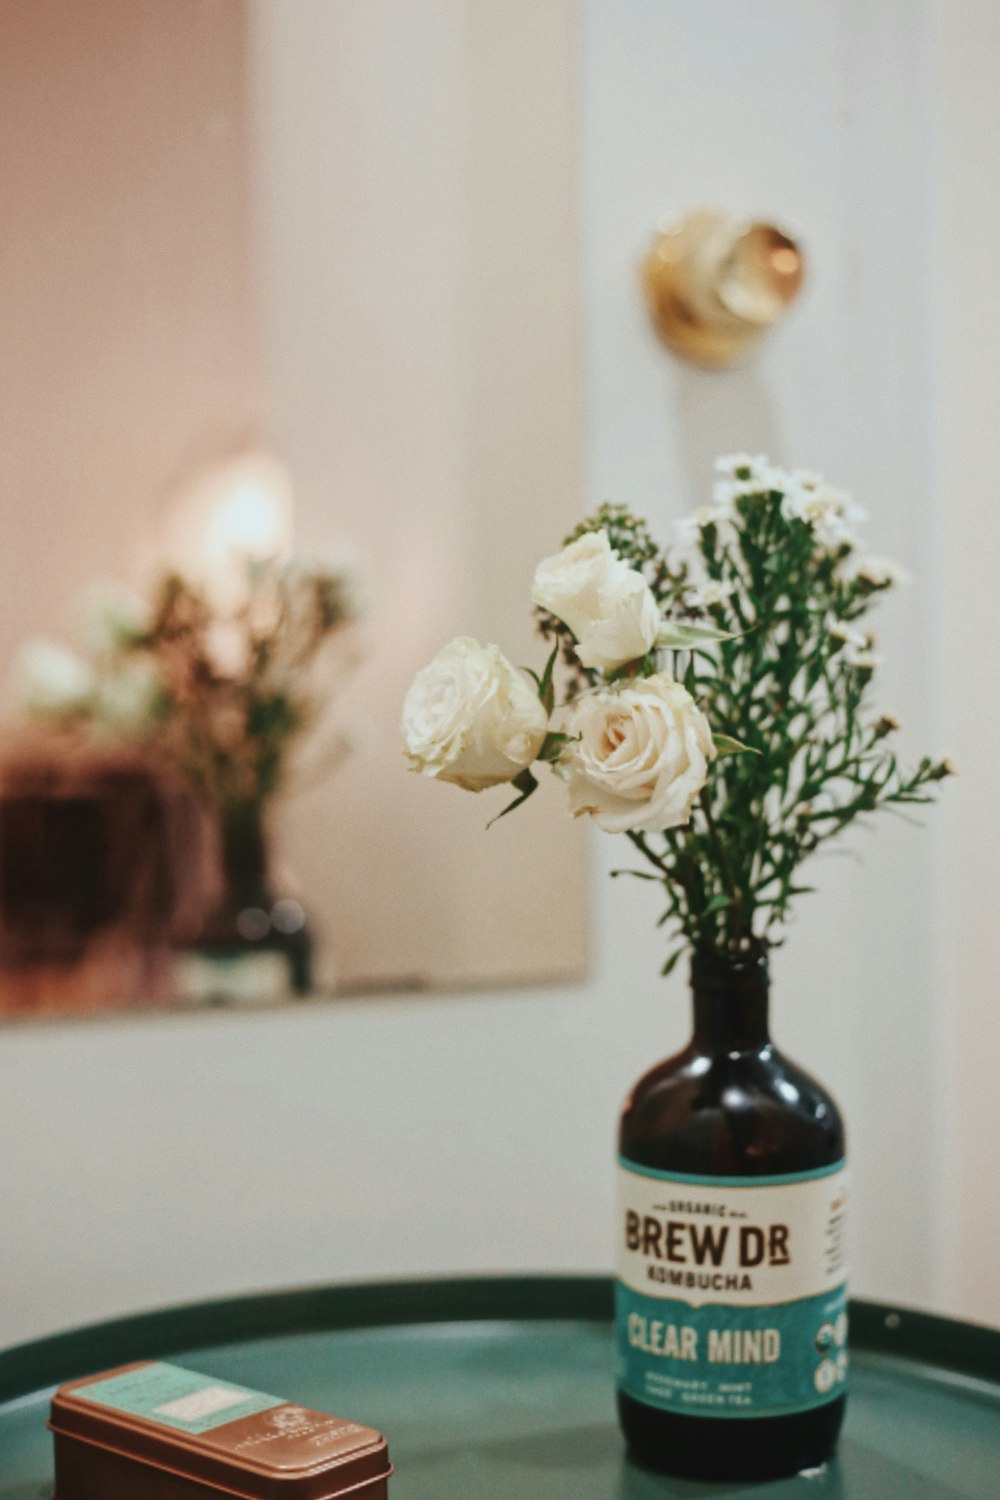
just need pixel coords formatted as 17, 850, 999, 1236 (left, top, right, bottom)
161, 449, 295, 609
641, 210, 805, 368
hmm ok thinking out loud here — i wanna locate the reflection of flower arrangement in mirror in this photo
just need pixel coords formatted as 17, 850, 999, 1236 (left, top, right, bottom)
402, 455, 952, 971
12, 555, 362, 1002
15, 558, 362, 811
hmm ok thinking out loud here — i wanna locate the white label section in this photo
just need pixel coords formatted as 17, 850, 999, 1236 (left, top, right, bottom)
617, 1163, 848, 1308
154, 1387, 254, 1422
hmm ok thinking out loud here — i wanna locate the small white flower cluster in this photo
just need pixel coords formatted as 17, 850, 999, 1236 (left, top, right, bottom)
682, 455, 892, 563
675, 505, 725, 546
829, 623, 879, 671
685, 577, 737, 611
845, 554, 910, 588
779, 471, 868, 551
711, 452, 787, 512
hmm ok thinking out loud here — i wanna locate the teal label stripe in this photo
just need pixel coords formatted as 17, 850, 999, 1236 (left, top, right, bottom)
616, 1282, 849, 1419
617, 1156, 847, 1188
75, 1363, 283, 1434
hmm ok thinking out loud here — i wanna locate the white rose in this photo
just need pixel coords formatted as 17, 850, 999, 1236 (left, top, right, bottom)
402, 637, 548, 792
12, 639, 95, 719
532, 529, 661, 673
559, 672, 714, 833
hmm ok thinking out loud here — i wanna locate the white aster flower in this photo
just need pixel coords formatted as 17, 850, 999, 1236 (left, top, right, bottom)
675, 505, 721, 542
713, 460, 790, 509
714, 452, 770, 480
830, 623, 879, 670
686, 577, 736, 609
782, 473, 866, 551
829, 624, 867, 649
844, 646, 879, 670
675, 501, 738, 553
847, 554, 909, 588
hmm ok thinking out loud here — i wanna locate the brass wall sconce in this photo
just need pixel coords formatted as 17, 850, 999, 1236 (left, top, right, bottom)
642, 210, 805, 368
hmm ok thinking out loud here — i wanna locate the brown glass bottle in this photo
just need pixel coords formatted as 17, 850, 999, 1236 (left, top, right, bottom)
616, 950, 847, 1481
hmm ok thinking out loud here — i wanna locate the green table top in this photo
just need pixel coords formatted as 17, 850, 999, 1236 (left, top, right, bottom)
2, 1277, 998, 1498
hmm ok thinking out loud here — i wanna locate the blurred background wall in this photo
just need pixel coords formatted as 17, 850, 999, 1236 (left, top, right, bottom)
3, 0, 999, 1346
0, 0, 260, 676
247, 0, 587, 993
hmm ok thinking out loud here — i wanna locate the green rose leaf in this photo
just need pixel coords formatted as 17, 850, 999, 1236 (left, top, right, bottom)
523, 639, 560, 716
657, 620, 740, 649
486, 768, 539, 828
712, 733, 760, 758
537, 730, 578, 764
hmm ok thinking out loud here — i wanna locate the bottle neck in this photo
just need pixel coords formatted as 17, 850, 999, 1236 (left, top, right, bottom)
690, 949, 771, 1054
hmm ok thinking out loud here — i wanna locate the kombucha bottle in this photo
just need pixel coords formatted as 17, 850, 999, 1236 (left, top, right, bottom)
616, 949, 848, 1481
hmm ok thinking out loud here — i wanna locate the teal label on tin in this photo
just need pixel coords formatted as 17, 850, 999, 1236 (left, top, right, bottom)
616, 1159, 849, 1418
75, 1362, 283, 1434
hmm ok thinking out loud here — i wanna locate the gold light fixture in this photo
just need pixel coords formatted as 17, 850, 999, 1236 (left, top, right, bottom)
642, 210, 805, 368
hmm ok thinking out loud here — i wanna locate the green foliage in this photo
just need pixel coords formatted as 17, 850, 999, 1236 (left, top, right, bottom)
36, 560, 360, 817
487, 768, 539, 828
544, 465, 952, 961
142, 561, 358, 812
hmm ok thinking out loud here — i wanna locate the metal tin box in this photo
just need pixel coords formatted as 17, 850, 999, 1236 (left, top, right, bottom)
49, 1360, 392, 1500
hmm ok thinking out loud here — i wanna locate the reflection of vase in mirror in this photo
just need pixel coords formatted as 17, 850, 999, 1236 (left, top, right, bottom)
0, 743, 206, 1016
175, 797, 314, 1007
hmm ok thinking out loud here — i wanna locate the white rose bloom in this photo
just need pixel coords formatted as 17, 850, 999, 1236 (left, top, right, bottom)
402, 637, 548, 792
560, 672, 715, 834
13, 639, 95, 718
531, 530, 661, 673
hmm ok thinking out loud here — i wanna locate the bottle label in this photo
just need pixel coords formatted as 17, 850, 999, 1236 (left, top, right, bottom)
616, 1157, 848, 1419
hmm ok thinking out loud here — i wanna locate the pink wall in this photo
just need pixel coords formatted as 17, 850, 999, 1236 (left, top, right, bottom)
0, 0, 261, 673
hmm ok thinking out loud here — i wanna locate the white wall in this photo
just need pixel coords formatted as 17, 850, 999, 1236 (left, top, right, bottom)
0, 0, 259, 679
3, 0, 998, 1348
928, 0, 1000, 1324
580, 0, 948, 1314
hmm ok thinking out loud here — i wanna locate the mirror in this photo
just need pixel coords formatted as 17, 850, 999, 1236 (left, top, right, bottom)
0, 0, 587, 1017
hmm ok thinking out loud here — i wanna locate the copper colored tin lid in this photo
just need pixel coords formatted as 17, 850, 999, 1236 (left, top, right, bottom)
50, 1361, 392, 1500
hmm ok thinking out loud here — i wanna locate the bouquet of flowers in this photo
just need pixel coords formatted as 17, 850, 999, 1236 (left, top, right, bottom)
16, 560, 359, 810
402, 454, 951, 970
